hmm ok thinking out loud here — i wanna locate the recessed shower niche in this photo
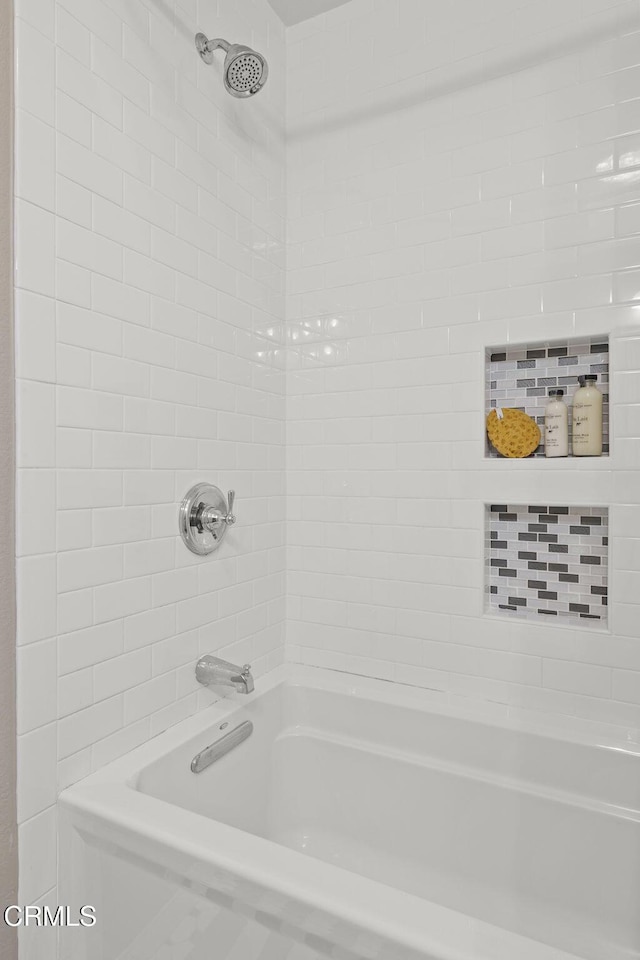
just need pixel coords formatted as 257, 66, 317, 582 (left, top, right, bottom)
486, 505, 609, 626
485, 337, 609, 458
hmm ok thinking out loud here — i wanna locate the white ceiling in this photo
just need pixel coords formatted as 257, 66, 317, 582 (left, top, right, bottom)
267, 0, 352, 27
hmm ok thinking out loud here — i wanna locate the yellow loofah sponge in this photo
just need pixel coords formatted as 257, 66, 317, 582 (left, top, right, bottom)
486, 408, 541, 459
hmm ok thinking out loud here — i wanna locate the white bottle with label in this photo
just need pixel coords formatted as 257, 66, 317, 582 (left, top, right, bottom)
545, 389, 568, 458
572, 374, 603, 457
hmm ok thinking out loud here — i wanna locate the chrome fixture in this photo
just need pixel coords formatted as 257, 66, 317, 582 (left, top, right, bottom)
196, 655, 254, 694
194, 33, 268, 98
179, 483, 236, 555
191, 720, 253, 774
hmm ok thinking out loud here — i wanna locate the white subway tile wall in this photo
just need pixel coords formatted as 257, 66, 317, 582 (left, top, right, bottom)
286, 1, 640, 733
15, 0, 286, 918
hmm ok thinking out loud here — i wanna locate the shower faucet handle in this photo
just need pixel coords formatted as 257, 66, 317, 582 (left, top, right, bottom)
179, 483, 237, 555
225, 490, 236, 526
201, 490, 235, 529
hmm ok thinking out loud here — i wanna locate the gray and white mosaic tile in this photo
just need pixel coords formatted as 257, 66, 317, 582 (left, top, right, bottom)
486, 504, 608, 625
486, 338, 609, 457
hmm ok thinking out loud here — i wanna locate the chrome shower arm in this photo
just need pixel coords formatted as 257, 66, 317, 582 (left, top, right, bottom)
205, 37, 230, 53
195, 33, 230, 64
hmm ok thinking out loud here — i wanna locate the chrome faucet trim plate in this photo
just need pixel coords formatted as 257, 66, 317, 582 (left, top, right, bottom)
179, 483, 236, 555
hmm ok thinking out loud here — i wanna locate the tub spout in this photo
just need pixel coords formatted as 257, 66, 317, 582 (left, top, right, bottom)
196, 655, 254, 694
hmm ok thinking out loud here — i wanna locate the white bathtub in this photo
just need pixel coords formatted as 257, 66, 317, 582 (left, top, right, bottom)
59, 665, 640, 960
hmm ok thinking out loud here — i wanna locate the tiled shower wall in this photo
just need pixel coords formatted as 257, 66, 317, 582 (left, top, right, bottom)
286, 0, 640, 731
14, 0, 286, 936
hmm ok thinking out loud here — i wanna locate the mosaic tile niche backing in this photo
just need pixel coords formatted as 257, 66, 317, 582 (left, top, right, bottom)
486, 338, 609, 457
487, 505, 608, 624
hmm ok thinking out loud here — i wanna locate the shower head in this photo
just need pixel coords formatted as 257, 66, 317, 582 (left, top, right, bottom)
195, 33, 269, 98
